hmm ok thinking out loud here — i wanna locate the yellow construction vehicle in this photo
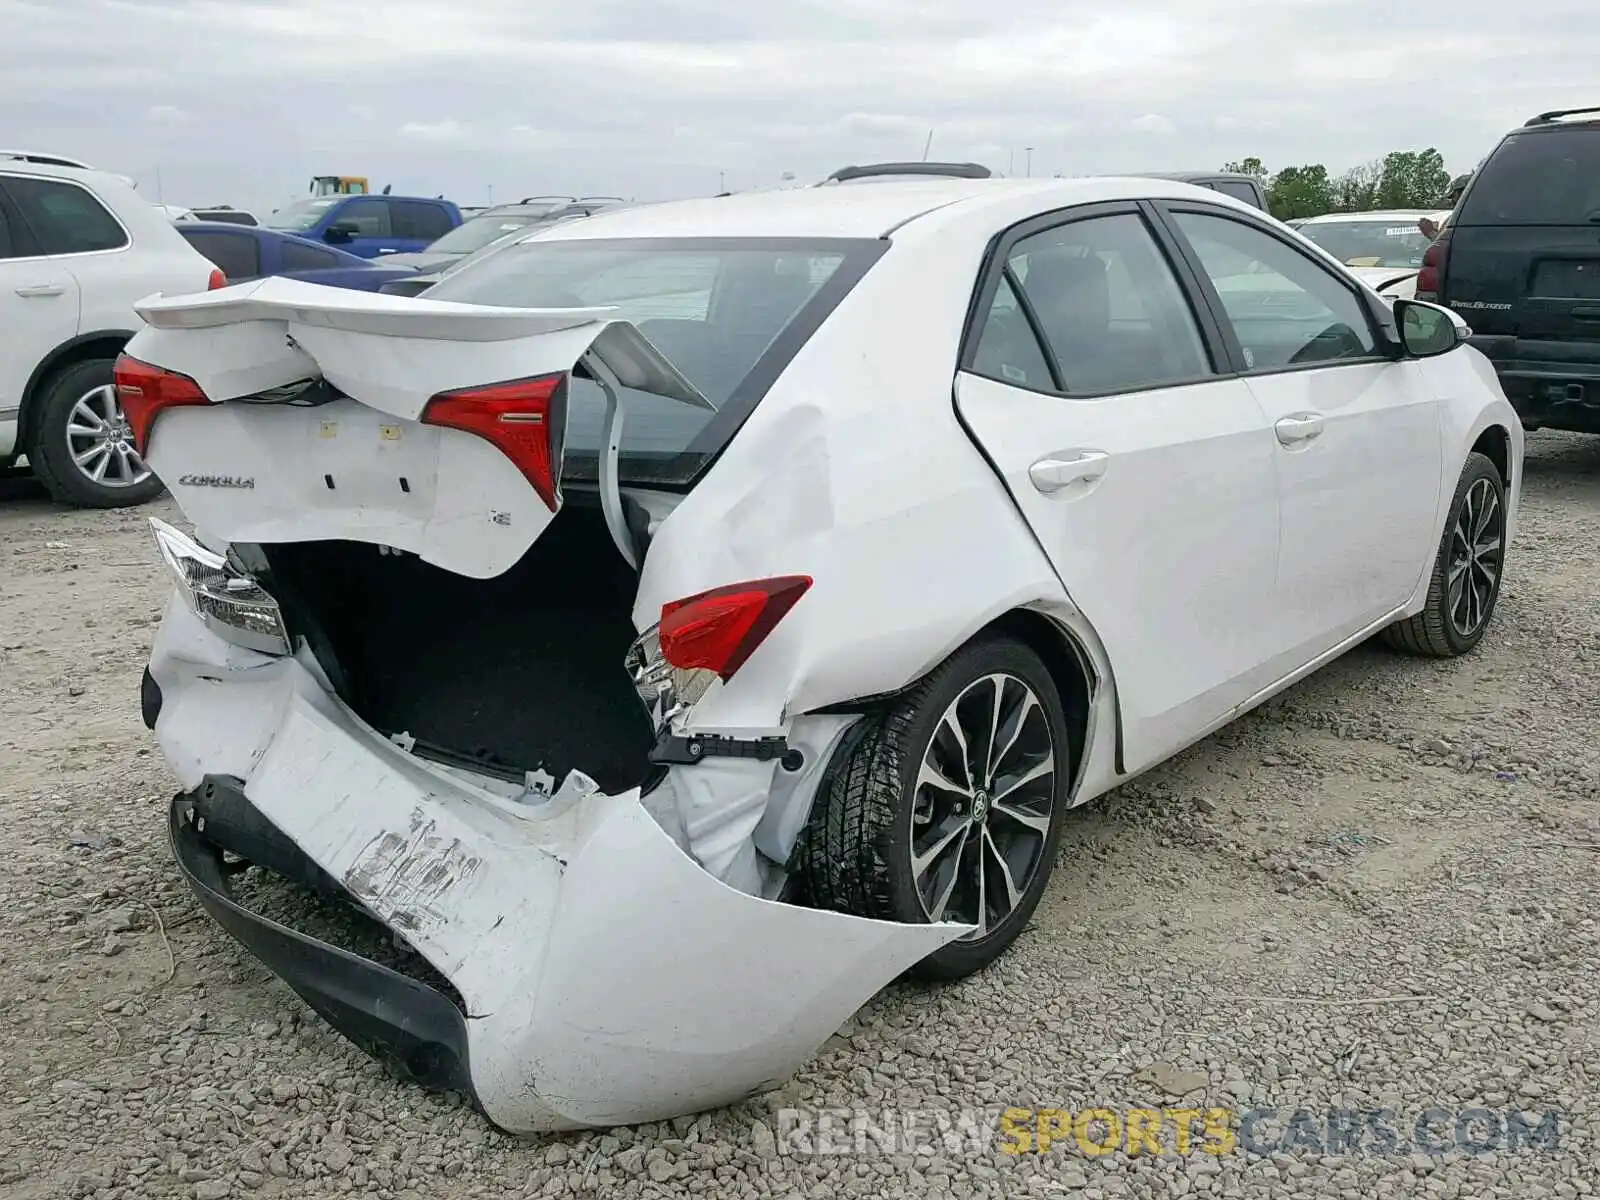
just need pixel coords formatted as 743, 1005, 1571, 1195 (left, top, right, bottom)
309, 175, 370, 196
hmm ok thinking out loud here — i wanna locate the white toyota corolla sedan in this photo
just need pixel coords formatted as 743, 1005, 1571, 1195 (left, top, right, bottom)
122, 171, 1521, 1133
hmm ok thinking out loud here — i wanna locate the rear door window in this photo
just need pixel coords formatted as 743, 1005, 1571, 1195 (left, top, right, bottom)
1457, 129, 1600, 225
278, 239, 343, 270
182, 230, 261, 280
1211, 180, 1262, 207
4, 176, 129, 254
392, 201, 454, 241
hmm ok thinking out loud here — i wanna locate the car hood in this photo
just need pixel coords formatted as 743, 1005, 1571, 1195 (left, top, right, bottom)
1347, 266, 1419, 293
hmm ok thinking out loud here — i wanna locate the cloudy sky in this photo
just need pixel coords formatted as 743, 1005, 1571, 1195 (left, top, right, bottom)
3, 0, 1595, 214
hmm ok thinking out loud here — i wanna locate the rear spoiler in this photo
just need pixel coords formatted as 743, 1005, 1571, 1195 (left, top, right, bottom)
134, 276, 715, 411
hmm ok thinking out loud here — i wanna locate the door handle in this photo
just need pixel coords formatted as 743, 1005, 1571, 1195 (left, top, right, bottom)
14, 283, 65, 297
1028, 450, 1110, 493
1274, 413, 1324, 446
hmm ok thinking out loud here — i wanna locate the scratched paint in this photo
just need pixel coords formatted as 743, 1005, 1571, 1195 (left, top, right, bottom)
343, 811, 483, 923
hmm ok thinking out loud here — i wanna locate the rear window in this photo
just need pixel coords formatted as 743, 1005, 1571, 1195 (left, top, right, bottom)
423, 237, 886, 486
1457, 128, 1600, 226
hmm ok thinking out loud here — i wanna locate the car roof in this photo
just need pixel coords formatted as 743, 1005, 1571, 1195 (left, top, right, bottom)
179, 220, 277, 234
531, 176, 1244, 242
1297, 210, 1441, 224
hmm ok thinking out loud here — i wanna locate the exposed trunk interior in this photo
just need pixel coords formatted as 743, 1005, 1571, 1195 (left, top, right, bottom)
256, 500, 656, 795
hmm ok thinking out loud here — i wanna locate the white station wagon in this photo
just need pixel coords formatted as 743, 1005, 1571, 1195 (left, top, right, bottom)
127, 170, 1521, 1132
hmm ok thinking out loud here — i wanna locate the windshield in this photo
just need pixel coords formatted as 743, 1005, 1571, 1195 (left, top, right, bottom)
424, 214, 542, 254
424, 237, 887, 486
267, 197, 342, 232
1298, 220, 1432, 267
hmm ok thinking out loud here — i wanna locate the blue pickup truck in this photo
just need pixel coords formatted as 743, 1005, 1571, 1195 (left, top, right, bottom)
263, 193, 463, 259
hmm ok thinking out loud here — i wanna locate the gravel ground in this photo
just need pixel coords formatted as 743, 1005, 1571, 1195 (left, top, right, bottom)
1, 433, 1597, 1200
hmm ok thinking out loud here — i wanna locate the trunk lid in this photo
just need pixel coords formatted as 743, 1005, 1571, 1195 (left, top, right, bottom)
125, 276, 711, 578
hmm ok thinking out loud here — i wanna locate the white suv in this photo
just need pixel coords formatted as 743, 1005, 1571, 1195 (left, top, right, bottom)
0, 157, 220, 506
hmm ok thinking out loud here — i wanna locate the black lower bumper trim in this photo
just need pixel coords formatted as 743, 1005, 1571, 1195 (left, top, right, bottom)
169, 779, 477, 1102
140, 667, 162, 731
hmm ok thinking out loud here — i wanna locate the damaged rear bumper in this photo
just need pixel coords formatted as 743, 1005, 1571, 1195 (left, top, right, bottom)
150, 598, 969, 1132
169, 780, 476, 1099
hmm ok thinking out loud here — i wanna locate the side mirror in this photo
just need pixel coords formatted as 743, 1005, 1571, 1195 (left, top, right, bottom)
324, 223, 357, 244
1393, 298, 1465, 358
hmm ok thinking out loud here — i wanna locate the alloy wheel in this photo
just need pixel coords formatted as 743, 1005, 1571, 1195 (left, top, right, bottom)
910, 672, 1057, 939
65, 384, 152, 490
1447, 476, 1502, 638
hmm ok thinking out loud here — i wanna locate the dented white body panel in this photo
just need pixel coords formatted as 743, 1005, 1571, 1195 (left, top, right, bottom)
149, 598, 966, 1130
135, 177, 1523, 1133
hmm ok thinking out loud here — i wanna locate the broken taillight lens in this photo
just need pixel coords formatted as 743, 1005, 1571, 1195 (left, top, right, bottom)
659, 576, 813, 680
114, 354, 212, 456
420, 372, 568, 510
150, 519, 291, 656
627, 576, 813, 727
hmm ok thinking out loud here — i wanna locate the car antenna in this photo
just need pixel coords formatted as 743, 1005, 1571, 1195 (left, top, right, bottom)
382, 184, 391, 195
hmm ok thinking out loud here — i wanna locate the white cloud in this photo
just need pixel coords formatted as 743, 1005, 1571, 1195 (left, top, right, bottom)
399, 119, 468, 142
4, 0, 1595, 213
146, 104, 187, 124
1129, 113, 1176, 136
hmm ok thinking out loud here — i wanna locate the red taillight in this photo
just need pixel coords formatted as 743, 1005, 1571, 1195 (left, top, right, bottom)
113, 354, 211, 455
1416, 233, 1450, 301
207, 268, 227, 290
658, 576, 812, 680
420, 373, 567, 510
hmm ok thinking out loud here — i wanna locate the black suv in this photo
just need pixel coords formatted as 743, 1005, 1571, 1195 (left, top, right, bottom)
1420, 106, 1600, 432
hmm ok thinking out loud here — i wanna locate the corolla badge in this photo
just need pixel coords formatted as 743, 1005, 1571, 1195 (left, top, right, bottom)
177, 474, 256, 489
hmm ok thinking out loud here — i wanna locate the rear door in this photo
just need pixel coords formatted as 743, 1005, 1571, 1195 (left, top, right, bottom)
952, 202, 1284, 772
1154, 202, 1444, 658
1446, 126, 1600, 343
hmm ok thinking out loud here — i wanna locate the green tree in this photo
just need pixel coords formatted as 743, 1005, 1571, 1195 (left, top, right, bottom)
1332, 159, 1382, 212
1221, 156, 1269, 182
1374, 148, 1452, 209
1267, 165, 1335, 221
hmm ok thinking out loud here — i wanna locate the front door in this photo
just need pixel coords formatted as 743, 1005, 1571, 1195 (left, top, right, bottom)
953, 205, 1284, 772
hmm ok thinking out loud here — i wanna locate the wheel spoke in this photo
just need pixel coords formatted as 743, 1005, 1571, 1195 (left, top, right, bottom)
916, 755, 972, 800
938, 709, 975, 792
984, 827, 1023, 914
971, 833, 988, 936
67, 417, 104, 438
1471, 486, 1498, 542
74, 444, 110, 472
915, 824, 970, 921
990, 797, 1052, 837
983, 675, 1006, 782
992, 758, 1053, 806
989, 687, 1041, 781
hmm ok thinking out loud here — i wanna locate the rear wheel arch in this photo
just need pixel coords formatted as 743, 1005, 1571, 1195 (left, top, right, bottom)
19, 331, 135, 449
807, 604, 1100, 796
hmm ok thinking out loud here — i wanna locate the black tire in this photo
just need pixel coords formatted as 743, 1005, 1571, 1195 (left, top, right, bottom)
1379, 451, 1506, 657
794, 635, 1072, 981
25, 357, 166, 509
